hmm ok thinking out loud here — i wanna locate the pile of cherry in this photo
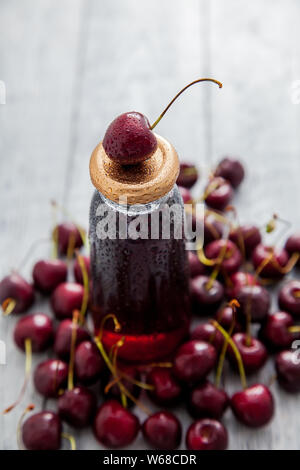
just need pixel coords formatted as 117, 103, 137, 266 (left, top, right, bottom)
1, 158, 300, 451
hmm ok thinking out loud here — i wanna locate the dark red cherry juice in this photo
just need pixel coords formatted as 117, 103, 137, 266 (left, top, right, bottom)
89, 186, 190, 362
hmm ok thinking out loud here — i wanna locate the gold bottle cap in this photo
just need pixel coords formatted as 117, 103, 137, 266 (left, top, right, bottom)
89, 134, 179, 204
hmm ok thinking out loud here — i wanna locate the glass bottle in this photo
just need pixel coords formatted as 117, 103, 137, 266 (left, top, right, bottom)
89, 134, 190, 362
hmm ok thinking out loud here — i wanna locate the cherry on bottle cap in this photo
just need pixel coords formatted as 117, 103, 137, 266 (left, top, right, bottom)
89, 134, 179, 205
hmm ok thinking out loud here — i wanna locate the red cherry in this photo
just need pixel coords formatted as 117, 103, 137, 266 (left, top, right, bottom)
285, 233, 300, 265
53, 222, 84, 256
142, 411, 182, 450
103, 112, 157, 165
236, 285, 270, 323
102, 78, 222, 165
178, 186, 192, 204
54, 319, 90, 359
34, 359, 68, 398
173, 340, 217, 384
205, 177, 233, 211
259, 311, 297, 351
32, 259, 67, 294
252, 244, 289, 278
146, 367, 182, 407
215, 305, 243, 333
103, 365, 141, 408
22, 411, 62, 450
75, 341, 105, 385
228, 333, 268, 374
14, 313, 54, 352
51, 282, 84, 320
275, 350, 300, 393
229, 225, 261, 257
278, 280, 300, 317
177, 163, 198, 189
73, 256, 90, 284
226, 271, 258, 299
93, 400, 139, 448
214, 157, 245, 188
186, 418, 228, 450
205, 239, 242, 275
231, 384, 274, 427
58, 385, 96, 428
190, 322, 224, 352
188, 381, 229, 419
0, 273, 34, 314
191, 275, 224, 314
188, 252, 206, 278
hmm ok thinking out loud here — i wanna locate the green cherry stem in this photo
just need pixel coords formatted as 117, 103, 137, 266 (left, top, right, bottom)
4, 338, 32, 413
211, 320, 247, 390
17, 404, 35, 450
150, 78, 222, 130
61, 432, 77, 450
67, 310, 79, 391
215, 301, 239, 388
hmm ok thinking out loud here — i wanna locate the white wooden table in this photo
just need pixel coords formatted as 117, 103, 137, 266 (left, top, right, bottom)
1, 0, 300, 450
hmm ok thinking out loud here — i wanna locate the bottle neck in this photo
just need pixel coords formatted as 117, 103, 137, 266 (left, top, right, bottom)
97, 187, 175, 216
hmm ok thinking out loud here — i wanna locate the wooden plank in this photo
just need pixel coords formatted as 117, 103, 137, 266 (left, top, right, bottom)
0, 0, 82, 449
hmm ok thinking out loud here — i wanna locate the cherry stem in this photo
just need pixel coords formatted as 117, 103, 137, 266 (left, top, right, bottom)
118, 369, 155, 391
61, 432, 76, 450
215, 300, 239, 387
254, 251, 274, 279
76, 252, 89, 324
244, 294, 253, 346
294, 289, 300, 299
4, 338, 32, 413
270, 251, 299, 274
17, 404, 35, 450
206, 265, 219, 290
111, 337, 127, 407
266, 213, 291, 247
266, 214, 277, 234
139, 362, 173, 375
207, 240, 229, 290
203, 210, 232, 290
104, 371, 154, 397
94, 337, 151, 415
288, 326, 300, 333
104, 376, 121, 394
67, 310, 79, 391
147, 362, 173, 368
201, 178, 224, 202
255, 250, 299, 278
183, 166, 197, 176
97, 313, 121, 343
2, 298, 16, 316
150, 78, 222, 130
211, 320, 247, 389
67, 233, 76, 261
197, 245, 217, 267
